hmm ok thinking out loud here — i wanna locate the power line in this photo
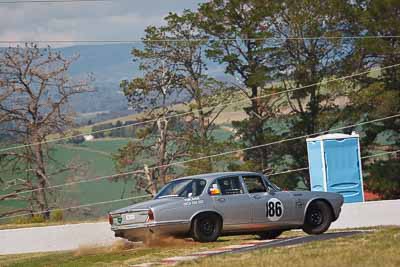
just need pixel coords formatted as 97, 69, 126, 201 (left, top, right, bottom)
1, 148, 399, 221
0, 194, 151, 220
265, 149, 400, 177
1, 62, 399, 153
2, 36, 400, 44
361, 149, 400, 160
0, 0, 111, 3
0, 64, 398, 198
268, 167, 309, 177
2, 113, 399, 198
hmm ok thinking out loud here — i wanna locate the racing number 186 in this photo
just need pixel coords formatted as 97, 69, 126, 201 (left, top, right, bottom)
266, 201, 282, 217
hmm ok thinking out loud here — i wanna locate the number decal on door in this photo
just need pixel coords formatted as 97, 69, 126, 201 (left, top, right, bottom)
266, 198, 284, 221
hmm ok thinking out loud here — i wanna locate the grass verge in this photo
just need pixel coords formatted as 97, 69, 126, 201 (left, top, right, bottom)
182, 227, 400, 267
0, 235, 258, 267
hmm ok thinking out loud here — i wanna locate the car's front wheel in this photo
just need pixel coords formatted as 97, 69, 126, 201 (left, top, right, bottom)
258, 230, 283, 240
302, 200, 333, 235
191, 213, 222, 242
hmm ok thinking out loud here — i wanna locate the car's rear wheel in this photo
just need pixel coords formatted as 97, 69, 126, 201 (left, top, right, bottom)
302, 200, 333, 235
258, 230, 283, 240
191, 213, 222, 242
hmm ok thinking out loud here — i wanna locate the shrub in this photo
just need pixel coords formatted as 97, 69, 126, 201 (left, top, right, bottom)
50, 209, 64, 222
11, 216, 31, 225
30, 214, 46, 224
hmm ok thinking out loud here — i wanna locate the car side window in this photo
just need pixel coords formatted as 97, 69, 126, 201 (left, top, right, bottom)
209, 176, 243, 195
179, 179, 207, 198
242, 175, 267, 194
191, 179, 207, 197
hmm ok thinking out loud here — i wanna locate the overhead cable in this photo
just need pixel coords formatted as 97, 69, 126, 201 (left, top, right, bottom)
1, 148, 399, 220
1, 63, 399, 153
2, 36, 400, 43
1, 113, 399, 198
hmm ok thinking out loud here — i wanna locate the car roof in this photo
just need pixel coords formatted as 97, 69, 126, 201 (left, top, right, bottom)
172, 171, 263, 182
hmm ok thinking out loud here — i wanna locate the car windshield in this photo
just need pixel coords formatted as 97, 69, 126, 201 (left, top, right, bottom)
155, 179, 207, 199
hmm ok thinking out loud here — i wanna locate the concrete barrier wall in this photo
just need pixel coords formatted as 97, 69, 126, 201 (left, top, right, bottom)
331, 199, 400, 229
0, 222, 116, 255
0, 199, 399, 255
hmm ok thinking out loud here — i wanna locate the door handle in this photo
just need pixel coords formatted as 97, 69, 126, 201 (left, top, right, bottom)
253, 195, 261, 199
217, 198, 226, 202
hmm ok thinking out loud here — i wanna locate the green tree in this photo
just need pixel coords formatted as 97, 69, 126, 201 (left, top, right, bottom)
118, 61, 187, 194
265, 0, 356, 188
69, 131, 85, 145
346, 0, 400, 198
198, 0, 280, 172
115, 10, 234, 193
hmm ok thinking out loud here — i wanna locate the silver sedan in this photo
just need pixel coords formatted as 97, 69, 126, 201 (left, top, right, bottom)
109, 171, 343, 242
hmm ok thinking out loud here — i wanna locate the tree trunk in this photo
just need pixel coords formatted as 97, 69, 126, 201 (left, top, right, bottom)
249, 85, 267, 170
144, 164, 158, 196
31, 133, 50, 219
196, 97, 213, 171
157, 118, 168, 185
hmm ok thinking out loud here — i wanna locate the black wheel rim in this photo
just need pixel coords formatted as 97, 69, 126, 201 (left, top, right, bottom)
308, 209, 323, 226
200, 218, 215, 236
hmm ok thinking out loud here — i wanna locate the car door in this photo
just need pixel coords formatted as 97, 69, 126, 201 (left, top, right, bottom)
241, 175, 294, 225
210, 176, 252, 226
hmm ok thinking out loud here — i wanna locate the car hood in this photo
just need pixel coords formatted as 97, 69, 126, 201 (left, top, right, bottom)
110, 197, 181, 214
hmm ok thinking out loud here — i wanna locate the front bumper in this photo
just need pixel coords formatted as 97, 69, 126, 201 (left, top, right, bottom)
111, 220, 190, 241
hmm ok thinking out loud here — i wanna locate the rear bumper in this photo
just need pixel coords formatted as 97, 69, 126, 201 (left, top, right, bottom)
111, 220, 190, 241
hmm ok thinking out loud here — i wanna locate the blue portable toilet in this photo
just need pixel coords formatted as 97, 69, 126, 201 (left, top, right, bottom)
306, 133, 365, 203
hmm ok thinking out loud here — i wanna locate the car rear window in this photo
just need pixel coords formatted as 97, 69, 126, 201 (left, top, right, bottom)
156, 179, 207, 198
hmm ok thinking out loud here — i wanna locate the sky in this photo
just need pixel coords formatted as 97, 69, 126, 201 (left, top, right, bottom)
0, 0, 205, 47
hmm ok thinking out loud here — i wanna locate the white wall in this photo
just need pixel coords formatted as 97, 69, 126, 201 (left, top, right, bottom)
331, 199, 400, 229
0, 222, 117, 255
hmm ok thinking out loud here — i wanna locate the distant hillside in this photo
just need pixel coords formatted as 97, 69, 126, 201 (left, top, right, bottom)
59, 44, 139, 83
57, 44, 229, 124
56, 44, 137, 124
1, 44, 229, 125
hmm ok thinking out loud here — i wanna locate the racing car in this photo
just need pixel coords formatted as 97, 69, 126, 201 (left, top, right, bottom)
109, 171, 344, 242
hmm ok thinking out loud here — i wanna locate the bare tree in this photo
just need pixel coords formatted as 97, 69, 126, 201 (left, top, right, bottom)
113, 11, 235, 195
0, 44, 92, 219
115, 64, 189, 196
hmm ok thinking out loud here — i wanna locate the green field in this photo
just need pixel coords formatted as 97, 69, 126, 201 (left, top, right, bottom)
0, 227, 398, 267
0, 138, 145, 220
0, 125, 234, 221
